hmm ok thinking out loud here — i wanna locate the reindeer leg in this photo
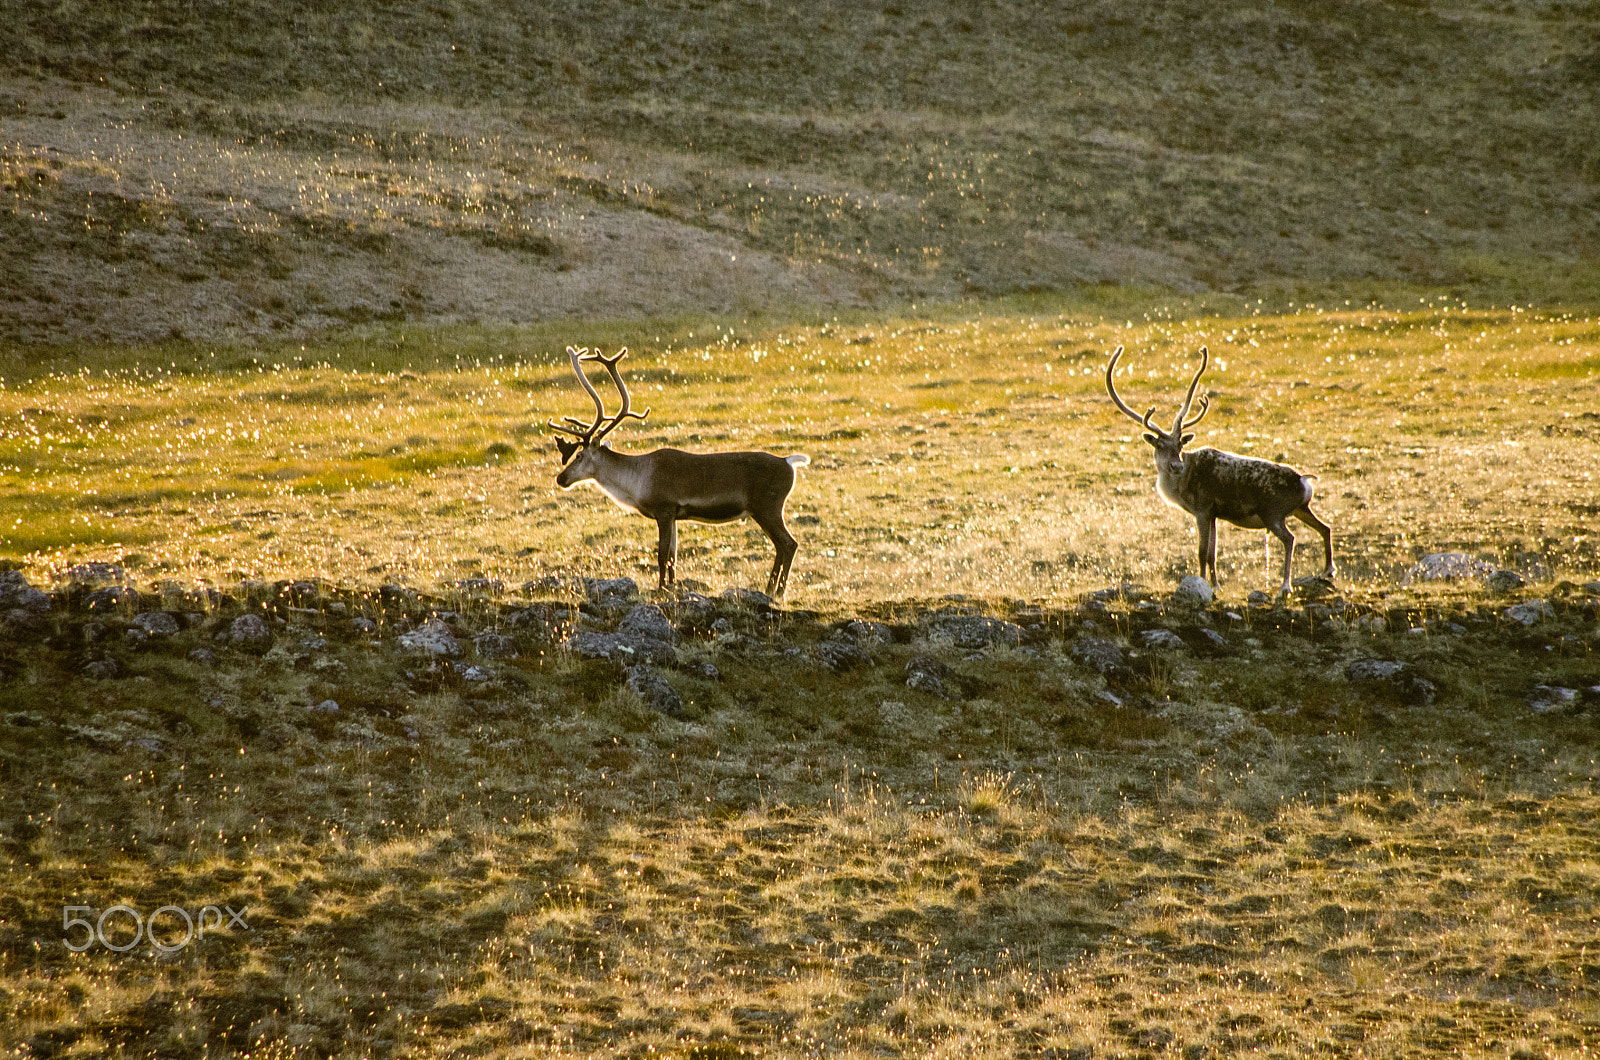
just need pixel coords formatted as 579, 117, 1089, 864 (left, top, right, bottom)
1197, 513, 1218, 585
1293, 506, 1334, 580
753, 509, 798, 599
656, 517, 678, 590
1267, 517, 1296, 598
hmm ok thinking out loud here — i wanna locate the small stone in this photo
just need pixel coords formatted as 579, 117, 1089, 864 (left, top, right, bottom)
308, 699, 341, 714
626, 665, 683, 715
682, 659, 722, 681
1528, 686, 1579, 713
719, 587, 771, 611
1069, 636, 1127, 676
927, 614, 1025, 650
815, 637, 870, 672
124, 627, 149, 647
83, 658, 120, 680
1173, 575, 1214, 606
905, 653, 955, 700
473, 632, 519, 659
1487, 569, 1527, 594
187, 648, 218, 668
229, 613, 275, 652
133, 611, 181, 637
456, 664, 494, 682
840, 620, 894, 649
398, 618, 462, 656
619, 604, 676, 646
352, 617, 378, 634
1346, 659, 1409, 683
1504, 599, 1554, 626
1355, 613, 1388, 634
1140, 629, 1186, 650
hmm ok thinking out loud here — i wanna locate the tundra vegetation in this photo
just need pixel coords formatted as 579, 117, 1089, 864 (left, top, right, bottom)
1, 301, 1599, 1059
3, 0, 1600, 1055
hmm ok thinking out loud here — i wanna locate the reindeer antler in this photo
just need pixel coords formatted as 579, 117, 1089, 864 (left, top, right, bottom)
1104, 346, 1159, 432
1172, 346, 1210, 434
547, 346, 650, 444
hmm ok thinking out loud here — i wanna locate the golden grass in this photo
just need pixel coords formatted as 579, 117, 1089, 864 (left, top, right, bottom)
2, 294, 1596, 602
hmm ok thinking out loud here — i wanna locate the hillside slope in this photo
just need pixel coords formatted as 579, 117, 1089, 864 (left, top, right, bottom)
2, 0, 1597, 343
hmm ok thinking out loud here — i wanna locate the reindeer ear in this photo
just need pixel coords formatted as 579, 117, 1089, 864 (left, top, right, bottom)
1180, 433, 1195, 446
1143, 433, 1160, 447
555, 437, 580, 462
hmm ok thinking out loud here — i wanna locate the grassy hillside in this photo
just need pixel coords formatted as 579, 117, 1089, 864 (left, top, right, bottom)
2, 0, 1598, 343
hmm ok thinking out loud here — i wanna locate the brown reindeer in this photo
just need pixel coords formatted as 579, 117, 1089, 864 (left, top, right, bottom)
549, 346, 809, 597
1105, 345, 1333, 596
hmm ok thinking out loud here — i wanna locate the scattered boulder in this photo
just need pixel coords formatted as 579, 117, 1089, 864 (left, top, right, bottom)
378, 584, 417, 609
83, 658, 120, 680
815, 636, 871, 673
840, 619, 895, 649
228, 613, 275, 652
720, 587, 772, 611
626, 665, 684, 716
1487, 569, 1527, 595
83, 586, 136, 612
1140, 629, 1186, 650
1172, 576, 1214, 606
669, 592, 718, 633
905, 653, 956, 699
681, 659, 722, 681
398, 618, 462, 657
187, 648, 218, 668
0, 571, 50, 612
64, 562, 124, 586
1527, 686, 1579, 714
926, 614, 1024, 650
308, 699, 341, 714
1504, 599, 1554, 626
1344, 658, 1436, 706
1403, 553, 1497, 584
566, 604, 678, 665
352, 617, 378, 635
584, 577, 639, 615
457, 664, 494, 683
619, 604, 676, 646
1069, 636, 1129, 678
133, 611, 181, 637
473, 633, 518, 660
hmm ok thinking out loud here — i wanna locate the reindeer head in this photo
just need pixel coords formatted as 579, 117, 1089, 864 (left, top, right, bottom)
1105, 345, 1211, 474
548, 346, 649, 487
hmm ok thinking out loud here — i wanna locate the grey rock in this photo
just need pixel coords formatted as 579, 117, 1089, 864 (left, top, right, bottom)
308, 699, 341, 714
816, 637, 871, 673
398, 618, 462, 656
928, 614, 1025, 650
352, 617, 378, 634
83, 658, 120, 680
1247, 590, 1273, 607
584, 576, 639, 604
841, 620, 894, 649
83, 586, 136, 612
133, 611, 181, 637
1528, 686, 1579, 714
457, 664, 494, 682
720, 587, 772, 611
473, 632, 519, 659
619, 604, 676, 646
1504, 599, 1554, 626
124, 627, 148, 647
1173, 575, 1214, 606
187, 648, 218, 668
0, 579, 52, 612
1069, 636, 1127, 676
570, 631, 667, 665
1141, 629, 1187, 650
229, 613, 275, 652
1346, 659, 1409, 683
455, 577, 503, 596
1487, 569, 1527, 594
626, 665, 684, 716
905, 653, 955, 700
1403, 552, 1497, 584
670, 592, 718, 633
682, 659, 722, 681
1197, 628, 1230, 651
1, 607, 46, 634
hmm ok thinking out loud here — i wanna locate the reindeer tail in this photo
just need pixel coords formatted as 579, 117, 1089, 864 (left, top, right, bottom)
787, 454, 811, 469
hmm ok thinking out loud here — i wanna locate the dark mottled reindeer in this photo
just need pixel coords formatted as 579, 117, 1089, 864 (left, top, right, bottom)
549, 346, 810, 597
1105, 345, 1334, 597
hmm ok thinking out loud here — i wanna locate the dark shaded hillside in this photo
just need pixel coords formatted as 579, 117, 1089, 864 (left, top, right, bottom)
2, 0, 1597, 343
